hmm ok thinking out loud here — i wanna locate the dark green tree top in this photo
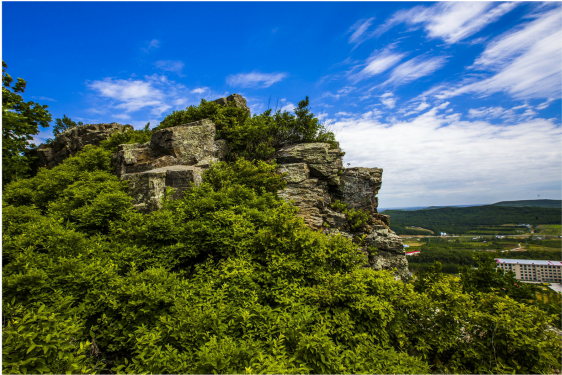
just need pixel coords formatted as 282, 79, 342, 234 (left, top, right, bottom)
2, 61, 52, 186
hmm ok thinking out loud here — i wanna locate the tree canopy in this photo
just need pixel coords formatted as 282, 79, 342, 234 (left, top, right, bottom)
2, 61, 52, 186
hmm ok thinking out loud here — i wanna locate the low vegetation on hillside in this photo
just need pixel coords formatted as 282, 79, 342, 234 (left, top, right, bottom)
386, 205, 562, 235
2, 63, 561, 374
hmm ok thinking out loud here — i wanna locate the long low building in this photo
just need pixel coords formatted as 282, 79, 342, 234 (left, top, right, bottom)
495, 259, 562, 283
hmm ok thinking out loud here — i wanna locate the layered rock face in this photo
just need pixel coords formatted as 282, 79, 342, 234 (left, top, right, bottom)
275, 144, 409, 279
31, 94, 408, 278
29, 123, 133, 174
112, 119, 228, 213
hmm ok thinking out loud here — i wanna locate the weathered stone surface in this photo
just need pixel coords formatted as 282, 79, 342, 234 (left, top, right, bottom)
275, 143, 409, 279
111, 120, 230, 212
277, 163, 310, 184
121, 165, 204, 213
213, 93, 251, 115
112, 120, 227, 178
277, 178, 329, 229
276, 143, 344, 182
150, 119, 216, 165
30, 123, 133, 174
340, 167, 383, 212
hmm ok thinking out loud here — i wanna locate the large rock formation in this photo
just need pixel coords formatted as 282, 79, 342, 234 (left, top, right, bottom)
275, 144, 409, 279
30, 94, 408, 278
111, 119, 228, 212
29, 123, 133, 174
213, 93, 251, 115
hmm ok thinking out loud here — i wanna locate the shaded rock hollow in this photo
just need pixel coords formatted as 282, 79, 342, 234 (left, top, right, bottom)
31, 94, 409, 279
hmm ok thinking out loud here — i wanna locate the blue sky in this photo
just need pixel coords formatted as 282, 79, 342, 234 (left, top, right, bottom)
3, 1, 561, 208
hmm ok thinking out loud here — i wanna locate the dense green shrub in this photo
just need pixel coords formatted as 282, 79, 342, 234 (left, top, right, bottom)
202, 157, 287, 194
3, 138, 561, 374
99, 122, 153, 154
330, 199, 371, 231
156, 97, 338, 161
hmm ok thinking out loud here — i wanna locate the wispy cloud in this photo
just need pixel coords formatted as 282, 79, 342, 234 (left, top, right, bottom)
380, 92, 397, 109
142, 39, 160, 53
376, 2, 518, 44
383, 55, 447, 86
226, 71, 288, 88
349, 49, 405, 83
155, 60, 185, 76
435, 8, 562, 100
537, 98, 554, 110
191, 87, 209, 94
348, 17, 375, 46
335, 106, 561, 206
473, 7, 561, 69
32, 96, 57, 102
88, 77, 165, 113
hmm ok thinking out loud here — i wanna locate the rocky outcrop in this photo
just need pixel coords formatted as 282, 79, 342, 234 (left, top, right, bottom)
29, 123, 133, 174
112, 119, 228, 213
276, 143, 409, 280
30, 94, 408, 278
213, 93, 251, 115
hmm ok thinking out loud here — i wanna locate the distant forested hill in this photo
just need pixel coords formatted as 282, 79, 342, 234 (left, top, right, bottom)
384, 205, 561, 235
491, 199, 561, 208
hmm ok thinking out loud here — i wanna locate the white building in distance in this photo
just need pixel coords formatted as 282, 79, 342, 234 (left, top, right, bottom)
495, 259, 562, 283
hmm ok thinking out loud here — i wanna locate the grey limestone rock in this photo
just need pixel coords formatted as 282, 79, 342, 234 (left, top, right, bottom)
340, 167, 383, 213
111, 119, 229, 212
213, 93, 251, 115
275, 142, 409, 280
30, 123, 133, 174
121, 165, 204, 213
150, 119, 216, 165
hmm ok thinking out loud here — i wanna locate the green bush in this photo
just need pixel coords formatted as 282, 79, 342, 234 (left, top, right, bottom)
202, 157, 287, 194
156, 97, 338, 161
2, 129, 561, 374
330, 199, 371, 231
99, 122, 152, 154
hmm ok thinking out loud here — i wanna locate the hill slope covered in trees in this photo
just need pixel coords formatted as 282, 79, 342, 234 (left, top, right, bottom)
385, 205, 561, 235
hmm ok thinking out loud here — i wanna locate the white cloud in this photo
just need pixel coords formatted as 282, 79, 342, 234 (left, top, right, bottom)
348, 17, 375, 45
112, 113, 132, 120
32, 96, 57, 102
88, 78, 165, 113
335, 107, 561, 207
191, 87, 209, 94
336, 111, 353, 117
280, 102, 296, 112
377, 2, 518, 44
380, 92, 397, 109
472, 8, 561, 69
142, 39, 160, 53
226, 71, 288, 88
434, 8, 562, 100
384, 55, 447, 86
86, 74, 226, 128
537, 98, 554, 110
155, 60, 185, 75
349, 50, 405, 83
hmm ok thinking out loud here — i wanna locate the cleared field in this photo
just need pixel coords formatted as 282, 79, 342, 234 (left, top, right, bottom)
537, 224, 562, 236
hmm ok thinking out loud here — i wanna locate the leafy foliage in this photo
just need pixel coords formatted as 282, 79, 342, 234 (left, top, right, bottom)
2, 61, 52, 186
52, 115, 83, 137
99, 122, 153, 153
156, 96, 338, 161
2, 103, 561, 373
202, 157, 287, 194
330, 199, 371, 231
